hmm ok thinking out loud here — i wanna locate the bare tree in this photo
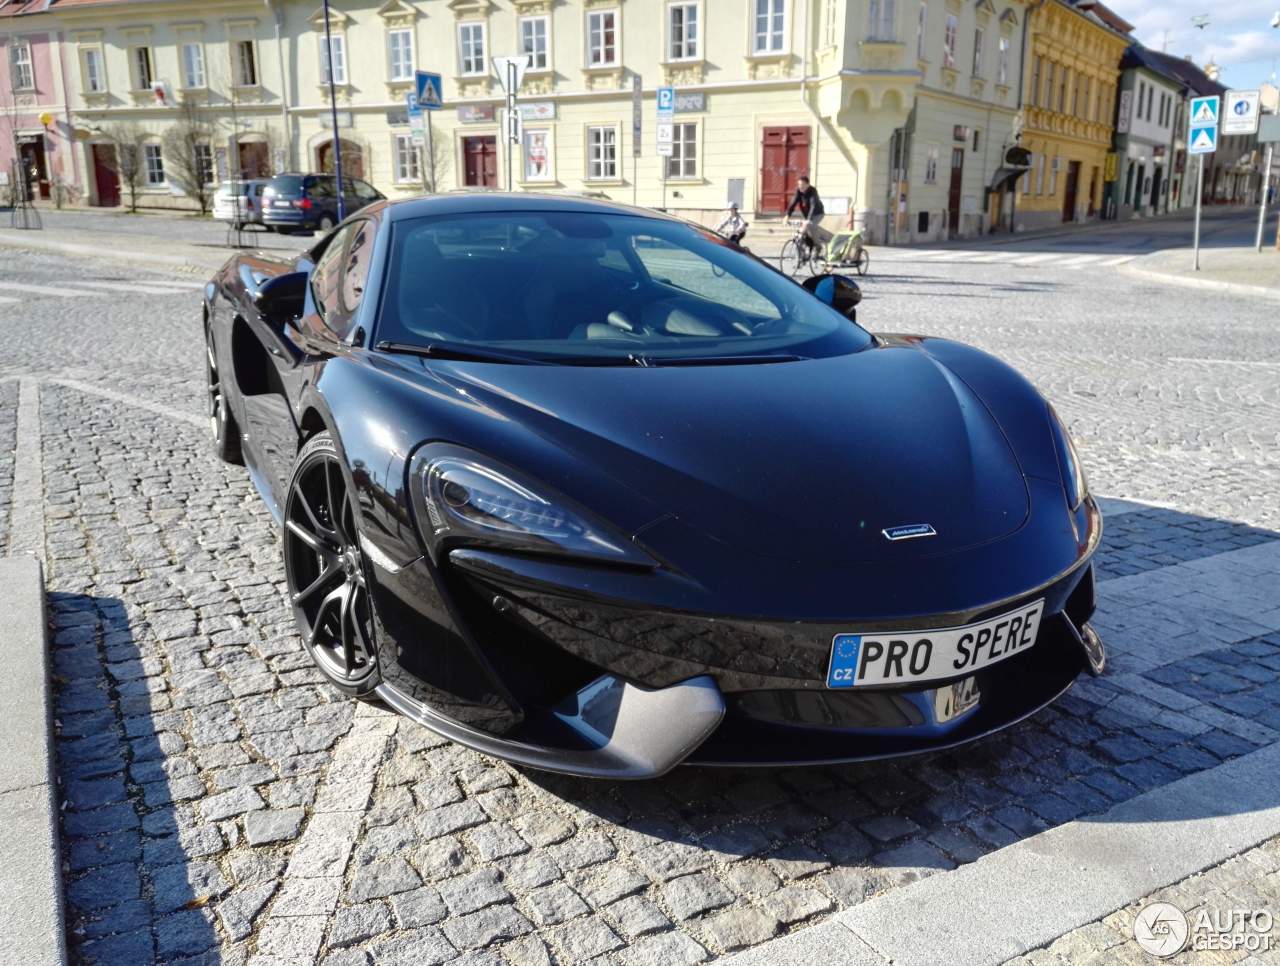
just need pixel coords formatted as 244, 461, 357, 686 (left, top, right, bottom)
424, 133, 451, 193
162, 98, 220, 214
102, 121, 147, 212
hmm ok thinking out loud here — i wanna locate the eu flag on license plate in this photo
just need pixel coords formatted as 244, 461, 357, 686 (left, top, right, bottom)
828, 634, 861, 688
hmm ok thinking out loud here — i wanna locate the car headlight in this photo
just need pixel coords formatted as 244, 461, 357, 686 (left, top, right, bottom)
1048, 405, 1088, 511
409, 445, 653, 566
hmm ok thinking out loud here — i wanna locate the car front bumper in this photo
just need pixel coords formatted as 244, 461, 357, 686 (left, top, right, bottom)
367, 494, 1103, 779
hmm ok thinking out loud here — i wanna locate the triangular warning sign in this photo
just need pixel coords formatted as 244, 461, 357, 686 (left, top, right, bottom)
1192, 102, 1216, 123
1190, 128, 1215, 150
421, 82, 442, 108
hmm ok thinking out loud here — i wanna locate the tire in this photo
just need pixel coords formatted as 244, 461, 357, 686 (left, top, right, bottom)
778, 239, 803, 277
317, 214, 336, 232
854, 249, 870, 277
206, 326, 243, 465
283, 433, 380, 698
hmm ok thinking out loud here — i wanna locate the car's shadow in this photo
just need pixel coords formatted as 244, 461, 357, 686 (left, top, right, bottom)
514, 501, 1280, 909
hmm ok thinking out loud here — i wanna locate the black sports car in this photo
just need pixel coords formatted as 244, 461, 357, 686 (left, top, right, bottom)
203, 194, 1104, 779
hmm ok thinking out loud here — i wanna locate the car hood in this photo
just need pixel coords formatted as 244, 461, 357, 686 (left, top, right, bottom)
425, 342, 1030, 564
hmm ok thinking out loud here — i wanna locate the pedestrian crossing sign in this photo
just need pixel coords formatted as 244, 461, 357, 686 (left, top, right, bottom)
415, 71, 444, 111
1188, 125, 1218, 155
1189, 95, 1219, 126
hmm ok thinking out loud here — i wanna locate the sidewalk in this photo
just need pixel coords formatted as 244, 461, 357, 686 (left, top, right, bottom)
1123, 246, 1280, 302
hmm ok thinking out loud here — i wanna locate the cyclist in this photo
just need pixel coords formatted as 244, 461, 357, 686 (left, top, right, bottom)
715, 202, 749, 246
785, 176, 829, 256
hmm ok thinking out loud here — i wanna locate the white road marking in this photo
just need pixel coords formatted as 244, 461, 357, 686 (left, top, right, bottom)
0, 295, 18, 304
1166, 356, 1280, 369
66, 280, 199, 296
1054, 254, 1107, 267
1094, 255, 1135, 266
0, 281, 95, 297
1008, 253, 1061, 265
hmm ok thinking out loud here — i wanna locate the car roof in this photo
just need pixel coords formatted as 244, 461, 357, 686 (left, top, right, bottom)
381, 191, 685, 224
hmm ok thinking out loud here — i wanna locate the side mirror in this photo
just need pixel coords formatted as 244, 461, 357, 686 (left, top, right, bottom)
250, 270, 308, 328
802, 273, 862, 319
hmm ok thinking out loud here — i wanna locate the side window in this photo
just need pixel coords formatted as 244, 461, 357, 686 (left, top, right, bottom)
357, 179, 382, 201
310, 222, 357, 323
340, 221, 373, 315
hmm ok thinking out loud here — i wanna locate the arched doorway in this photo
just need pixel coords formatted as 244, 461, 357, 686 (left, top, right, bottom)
237, 137, 270, 179
317, 138, 363, 180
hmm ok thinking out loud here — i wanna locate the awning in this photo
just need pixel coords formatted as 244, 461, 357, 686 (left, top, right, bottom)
989, 166, 1029, 191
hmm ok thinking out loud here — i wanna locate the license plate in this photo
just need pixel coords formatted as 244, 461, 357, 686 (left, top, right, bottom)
827, 599, 1043, 688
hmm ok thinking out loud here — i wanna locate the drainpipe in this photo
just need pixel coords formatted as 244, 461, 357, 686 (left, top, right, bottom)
1014, 0, 1048, 233
267, 0, 293, 170
799, 0, 819, 189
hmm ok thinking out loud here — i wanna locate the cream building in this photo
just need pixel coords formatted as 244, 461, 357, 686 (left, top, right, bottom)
51, 0, 1038, 239
892, 0, 1031, 241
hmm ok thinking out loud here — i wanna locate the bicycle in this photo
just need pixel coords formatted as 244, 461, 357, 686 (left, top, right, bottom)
778, 220, 826, 277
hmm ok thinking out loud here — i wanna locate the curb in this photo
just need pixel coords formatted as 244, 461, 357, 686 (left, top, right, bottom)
723, 740, 1280, 966
0, 229, 227, 276
0, 555, 67, 966
1120, 260, 1280, 303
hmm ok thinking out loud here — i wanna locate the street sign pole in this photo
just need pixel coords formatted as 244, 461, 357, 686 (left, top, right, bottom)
1257, 142, 1274, 253
505, 61, 516, 192
1193, 155, 1204, 272
426, 111, 436, 193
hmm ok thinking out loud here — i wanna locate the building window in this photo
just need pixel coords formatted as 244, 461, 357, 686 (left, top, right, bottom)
181, 43, 205, 89
587, 10, 618, 66
234, 40, 258, 86
1022, 152, 1034, 195
754, 0, 785, 54
1044, 61, 1054, 109
144, 143, 165, 185
916, 2, 927, 59
388, 28, 414, 82
1030, 56, 1041, 107
868, 0, 895, 41
971, 27, 983, 75
1072, 73, 1080, 115
972, 128, 980, 152
942, 15, 957, 69
320, 34, 346, 84
668, 3, 698, 60
1083, 75, 1092, 120
666, 122, 697, 178
997, 35, 1009, 85
9, 42, 34, 90
83, 48, 105, 92
823, 0, 839, 46
1049, 156, 1059, 196
1058, 66, 1067, 112
587, 125, 617, 179
520, 16, 549, 70
458, 22, 485, 75
133, 46, 154, 90
523, 128, 553, 181
393, 134, 420, 182
195, 143, 214, 185
924, 145, 938, 183
1035, 153, 1045, 194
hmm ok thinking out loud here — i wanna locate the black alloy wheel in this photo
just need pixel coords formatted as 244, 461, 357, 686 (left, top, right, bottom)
283, 433, 379, 694
318, 214, 336, 232
206, 326, 243, 464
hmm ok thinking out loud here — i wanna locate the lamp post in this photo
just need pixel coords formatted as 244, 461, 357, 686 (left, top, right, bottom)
322, 0, 345, 220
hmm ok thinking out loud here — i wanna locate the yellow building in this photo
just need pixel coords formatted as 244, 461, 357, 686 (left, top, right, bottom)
1016, 0, 1128, 230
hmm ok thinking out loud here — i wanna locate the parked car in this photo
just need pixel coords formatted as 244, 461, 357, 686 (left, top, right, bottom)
212, 179, 271, 230
202, 193, 1104, 779
261, 173, 385, 233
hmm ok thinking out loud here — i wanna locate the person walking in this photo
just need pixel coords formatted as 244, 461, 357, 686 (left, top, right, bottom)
715, 202, 749, 246
786, 176, 830, 254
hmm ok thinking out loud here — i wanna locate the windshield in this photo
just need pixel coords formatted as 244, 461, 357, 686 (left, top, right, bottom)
376, 211, 872, 363
266, 176, 306, 197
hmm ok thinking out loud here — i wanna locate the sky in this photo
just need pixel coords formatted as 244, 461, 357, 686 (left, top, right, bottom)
1108, 1, 1280, 90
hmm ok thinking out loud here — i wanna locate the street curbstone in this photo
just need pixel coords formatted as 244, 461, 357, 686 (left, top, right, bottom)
0, 555, 68, 966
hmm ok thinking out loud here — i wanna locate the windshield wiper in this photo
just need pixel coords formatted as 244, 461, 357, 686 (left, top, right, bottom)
374, 340, 548, 366
552, 353, 805, 368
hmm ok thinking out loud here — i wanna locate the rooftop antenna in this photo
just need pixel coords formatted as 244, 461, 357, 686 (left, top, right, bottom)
1191, 14, 1210, 30
1161, 29, 1171, 51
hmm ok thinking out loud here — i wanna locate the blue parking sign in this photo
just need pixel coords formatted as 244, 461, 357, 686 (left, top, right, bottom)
415, 71, 443, 111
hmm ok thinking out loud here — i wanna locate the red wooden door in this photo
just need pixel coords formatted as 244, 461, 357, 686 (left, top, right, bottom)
759, 126, 810, 214
947, 147, 965, 232
92, 144, 120, 207
463, 136, 498, 187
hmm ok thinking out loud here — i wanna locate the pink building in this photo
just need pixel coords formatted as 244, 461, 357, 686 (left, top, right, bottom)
1, 0, 80, 203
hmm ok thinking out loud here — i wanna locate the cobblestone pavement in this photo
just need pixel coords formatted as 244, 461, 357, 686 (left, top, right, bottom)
1, 208, 1278, 965
1006, 837, 1280, 966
